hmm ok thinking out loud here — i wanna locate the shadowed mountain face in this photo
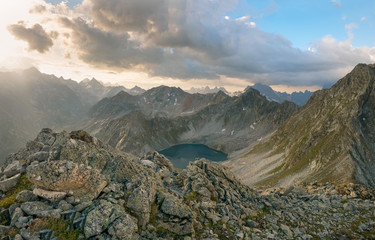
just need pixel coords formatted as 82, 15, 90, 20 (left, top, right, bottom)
0, 69, 127, 163
83, 86, 299, 156
226, 64, 375, 188
250, 83, 314, 106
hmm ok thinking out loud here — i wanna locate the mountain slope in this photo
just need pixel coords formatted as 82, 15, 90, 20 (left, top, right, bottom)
250, 83, 314, 106
226, 64, 375, 187
84, 87, 298, 156
0, 69, 126, 163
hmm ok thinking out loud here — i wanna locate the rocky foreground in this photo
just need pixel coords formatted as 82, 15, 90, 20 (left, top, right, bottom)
0, 129, 375, 239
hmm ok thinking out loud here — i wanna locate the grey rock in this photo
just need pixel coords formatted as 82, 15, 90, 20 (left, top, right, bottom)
84, 200, 127, 238
74, 200, 92, 212
15, 216, 30, 229
16, 190, 34, 203
33, 188, 67, 202
20, 201, 55, 217
246, 219, 256, 228
14, 234, 23, 240
26, 151, 49, 163
0, 225, 10, 237
126, 182, 156, 228
3, 161, 22, 178
0, 173, 20, 192
108, 215, 139, 239
10, 207, 24, 226
161, 195, 192, 219
57, 200, 73, 211
148, 152, 173, 171
20, 227, 41, 240
140, 160, 156, 170
27, 160, 107, 201
280, 224, 293, 238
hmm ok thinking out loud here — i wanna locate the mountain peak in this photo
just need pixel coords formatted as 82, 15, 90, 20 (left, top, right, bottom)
230, 63, 375, 188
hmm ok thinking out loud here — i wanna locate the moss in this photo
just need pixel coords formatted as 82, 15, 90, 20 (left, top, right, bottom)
210, 194, 218, 202
7, 227, 19, 238
267, 163, 285, 175
185, 191, 202, 202
341, 199, 349, 204
149, 202, 158, 226
30, 218, 82, 240
0, 174, 33, 208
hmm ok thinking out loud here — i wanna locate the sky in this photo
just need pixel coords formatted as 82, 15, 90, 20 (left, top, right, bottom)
0, 0, 374, 92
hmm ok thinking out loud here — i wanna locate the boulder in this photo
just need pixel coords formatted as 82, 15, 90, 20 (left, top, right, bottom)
161, 196, 192, 219
3, 161, 22, 178
16, 190, 34, 203
147, 152, 173, 171
84, 200, 128, 238
27, 160, 107, 201
108, 215, 139, 239
126, 182, 156, 228
10, 207, 24, 226
20, 201, 62, 219
33, 188, 67, 203
0, 173, 20, 192
26, 151, 49, 163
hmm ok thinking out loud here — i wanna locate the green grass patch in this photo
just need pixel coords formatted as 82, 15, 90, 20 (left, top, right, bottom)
30, 218, 82, 240
149, 202, 158, 226
0, 174, 33, 208
267, 163, 285, 175
185, 191, 202, 202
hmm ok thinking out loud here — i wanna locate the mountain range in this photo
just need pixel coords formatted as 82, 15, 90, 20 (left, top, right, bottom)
225, 63, 375, 188
2, 64, 375, 239
250, 83, 314, 106
83, 86, 298, 156
0, 68, 128, 163
2, 64, 375, 190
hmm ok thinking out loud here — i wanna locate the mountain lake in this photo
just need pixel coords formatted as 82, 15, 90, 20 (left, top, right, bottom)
158, 144, 227, 169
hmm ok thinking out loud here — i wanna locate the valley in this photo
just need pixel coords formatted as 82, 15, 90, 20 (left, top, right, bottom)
2, 64, 375, 239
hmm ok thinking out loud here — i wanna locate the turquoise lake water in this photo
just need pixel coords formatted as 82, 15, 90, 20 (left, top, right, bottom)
158, 144, 227, 169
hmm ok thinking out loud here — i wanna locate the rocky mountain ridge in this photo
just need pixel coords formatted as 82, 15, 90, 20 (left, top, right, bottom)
83, 87, 298, 156
250, 83, 314, 106
1, 129, 375, 239
226, 63, 375, 188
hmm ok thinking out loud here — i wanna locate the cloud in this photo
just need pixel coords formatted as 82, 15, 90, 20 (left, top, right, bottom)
331, 0, 342, 7
361, 17, 367, 22
59, 17, 163, 69
29, 4, 47, 14
2, 0, 375, 88
7, 23, 54, 53
48, 0, 374, 86
345, 23, 358, 42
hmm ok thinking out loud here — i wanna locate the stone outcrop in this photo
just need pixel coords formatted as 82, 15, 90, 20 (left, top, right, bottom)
27, 160, 107, 202
1, 129, 375, 240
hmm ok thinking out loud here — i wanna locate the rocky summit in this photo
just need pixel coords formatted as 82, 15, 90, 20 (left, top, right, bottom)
1, 129, 375, 239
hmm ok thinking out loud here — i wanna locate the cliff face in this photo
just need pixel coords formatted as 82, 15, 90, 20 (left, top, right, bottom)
226, 64, 375, 188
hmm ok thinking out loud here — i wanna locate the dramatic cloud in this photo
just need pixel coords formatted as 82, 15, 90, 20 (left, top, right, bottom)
60, 17, 163, 69
52, 0, 370, 86
7, 23, 53, 53
2, 0, 375, 89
